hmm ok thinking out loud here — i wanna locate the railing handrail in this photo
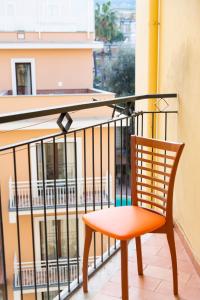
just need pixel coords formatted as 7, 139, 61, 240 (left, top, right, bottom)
0, 93, 176, 125
10, 177, 108, 186
9, 175, 112, 210
15, 257, 97, 269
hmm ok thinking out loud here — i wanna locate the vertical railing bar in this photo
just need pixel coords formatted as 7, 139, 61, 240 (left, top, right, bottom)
27, 144, 37, 299
108, 122, 110, 209
64, 135, 71, 292
0, 187, 8, 300
92, 127, 95, 212
131, 115, 134, 206
83, 129, 87, 214
13, 148, 23, 300
107, 123, 110, 256
114, 121, 117, 208
41, 140, 50, 298
100, 125, 103, 210
125, 117, 128, 206
163, 112, 168, 213
114, 120, 117, 249
100, 124, 103, 262
141, 112, 144, 137
92, 127, 96, 269
140, 114, 144, 202
151, 113, 155, 207
164, 112, 167, 141
53, 137, 61, 299
131, 114, 134, 135
152, 112, 154, 138
74, 131, 80, 283
120, 119, 123, 206
136, 114, 139, 135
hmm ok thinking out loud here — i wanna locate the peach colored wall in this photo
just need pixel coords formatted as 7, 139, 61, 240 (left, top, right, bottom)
0, 49, 93, 91
0, 32, 95, 42
0, 93, 114, 115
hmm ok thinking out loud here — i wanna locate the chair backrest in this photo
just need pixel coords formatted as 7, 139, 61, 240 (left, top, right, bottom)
131, 135, 184, 222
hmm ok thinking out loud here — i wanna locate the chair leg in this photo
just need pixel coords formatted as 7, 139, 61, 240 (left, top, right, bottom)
135, 236, 143, 275
167, 229, 178, 295
121, 240, 129, 300
82, 225, 93, 293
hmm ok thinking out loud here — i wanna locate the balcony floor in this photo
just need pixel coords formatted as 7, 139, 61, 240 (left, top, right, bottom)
71, 232, 200, 300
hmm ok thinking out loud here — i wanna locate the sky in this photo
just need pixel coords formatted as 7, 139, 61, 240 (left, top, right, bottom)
95, 0, 136, 10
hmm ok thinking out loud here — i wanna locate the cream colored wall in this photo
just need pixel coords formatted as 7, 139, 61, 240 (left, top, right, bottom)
0, 93, 114, 116
135, 0, 149, 100
157, 0, 200, 264
0, 49, 93, 91
136, 0, 200, 264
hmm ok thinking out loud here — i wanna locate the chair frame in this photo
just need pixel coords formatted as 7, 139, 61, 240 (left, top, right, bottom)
83, 135, 184, 300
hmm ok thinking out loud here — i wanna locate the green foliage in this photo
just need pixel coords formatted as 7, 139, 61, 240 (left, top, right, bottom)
95, 1, 124, 43
98, 47, 135, 97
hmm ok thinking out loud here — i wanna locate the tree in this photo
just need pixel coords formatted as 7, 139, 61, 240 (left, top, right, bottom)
95, 1, 124, 43
102, 47, 135, 97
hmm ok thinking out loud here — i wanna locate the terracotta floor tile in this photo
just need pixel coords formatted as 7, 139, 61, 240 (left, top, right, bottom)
129, 286, 181, 300
141, 245, 162, 256
70, 232, 199, 300
157, 246, 190, 263
186, 272, 200, 288
100, 281, 122, 298
92, 294, 118, 300
143, 254, 171, 268
144, 265, 191, 283
176, 259, 197, 274
109, 262, 143, 285
156, 280, 200, 300
129, 275, 161, 291
143, 235, 168, 248
109, 268, 160, 291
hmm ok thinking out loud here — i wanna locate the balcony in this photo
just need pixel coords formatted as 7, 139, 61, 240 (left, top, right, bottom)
1, 88, 103, 96
14, 257, 97, 291
9, 176, 112, 219
1, 93, 196, 300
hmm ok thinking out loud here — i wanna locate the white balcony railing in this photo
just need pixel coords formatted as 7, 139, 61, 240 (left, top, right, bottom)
14, 257, 97, 289
9, 176, 112, 211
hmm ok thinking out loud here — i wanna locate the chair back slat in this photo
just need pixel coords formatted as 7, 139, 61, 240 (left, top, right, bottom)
131, 136, 184, 220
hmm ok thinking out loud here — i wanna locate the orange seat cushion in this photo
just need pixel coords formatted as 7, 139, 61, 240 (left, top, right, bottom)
83, 206, 166, 240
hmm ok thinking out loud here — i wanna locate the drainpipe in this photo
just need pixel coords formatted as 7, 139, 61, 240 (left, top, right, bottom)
148, 0, 159, 137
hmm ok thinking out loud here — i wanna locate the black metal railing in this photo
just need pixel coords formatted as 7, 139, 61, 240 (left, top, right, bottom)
0, 94, 177, 300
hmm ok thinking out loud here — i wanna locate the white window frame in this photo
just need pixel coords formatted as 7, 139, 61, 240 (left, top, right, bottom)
31, 137, 82, 182
11, 58, 36, 95
34, 214, 84, 261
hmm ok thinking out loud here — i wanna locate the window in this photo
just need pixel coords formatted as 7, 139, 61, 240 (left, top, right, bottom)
11, 58, 36, 95
36, 142, 75, 180
40, 218, 77, 260
15, 63, 32, 95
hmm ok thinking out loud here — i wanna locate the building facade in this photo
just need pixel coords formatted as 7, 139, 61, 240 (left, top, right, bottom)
0, 1, 116, 299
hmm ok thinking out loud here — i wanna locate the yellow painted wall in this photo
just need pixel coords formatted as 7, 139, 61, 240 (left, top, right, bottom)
136, 0, 200, 263
158, 0, 200, 264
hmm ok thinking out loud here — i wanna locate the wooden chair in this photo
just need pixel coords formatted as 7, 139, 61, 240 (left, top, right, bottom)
82, 136, 184, 300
